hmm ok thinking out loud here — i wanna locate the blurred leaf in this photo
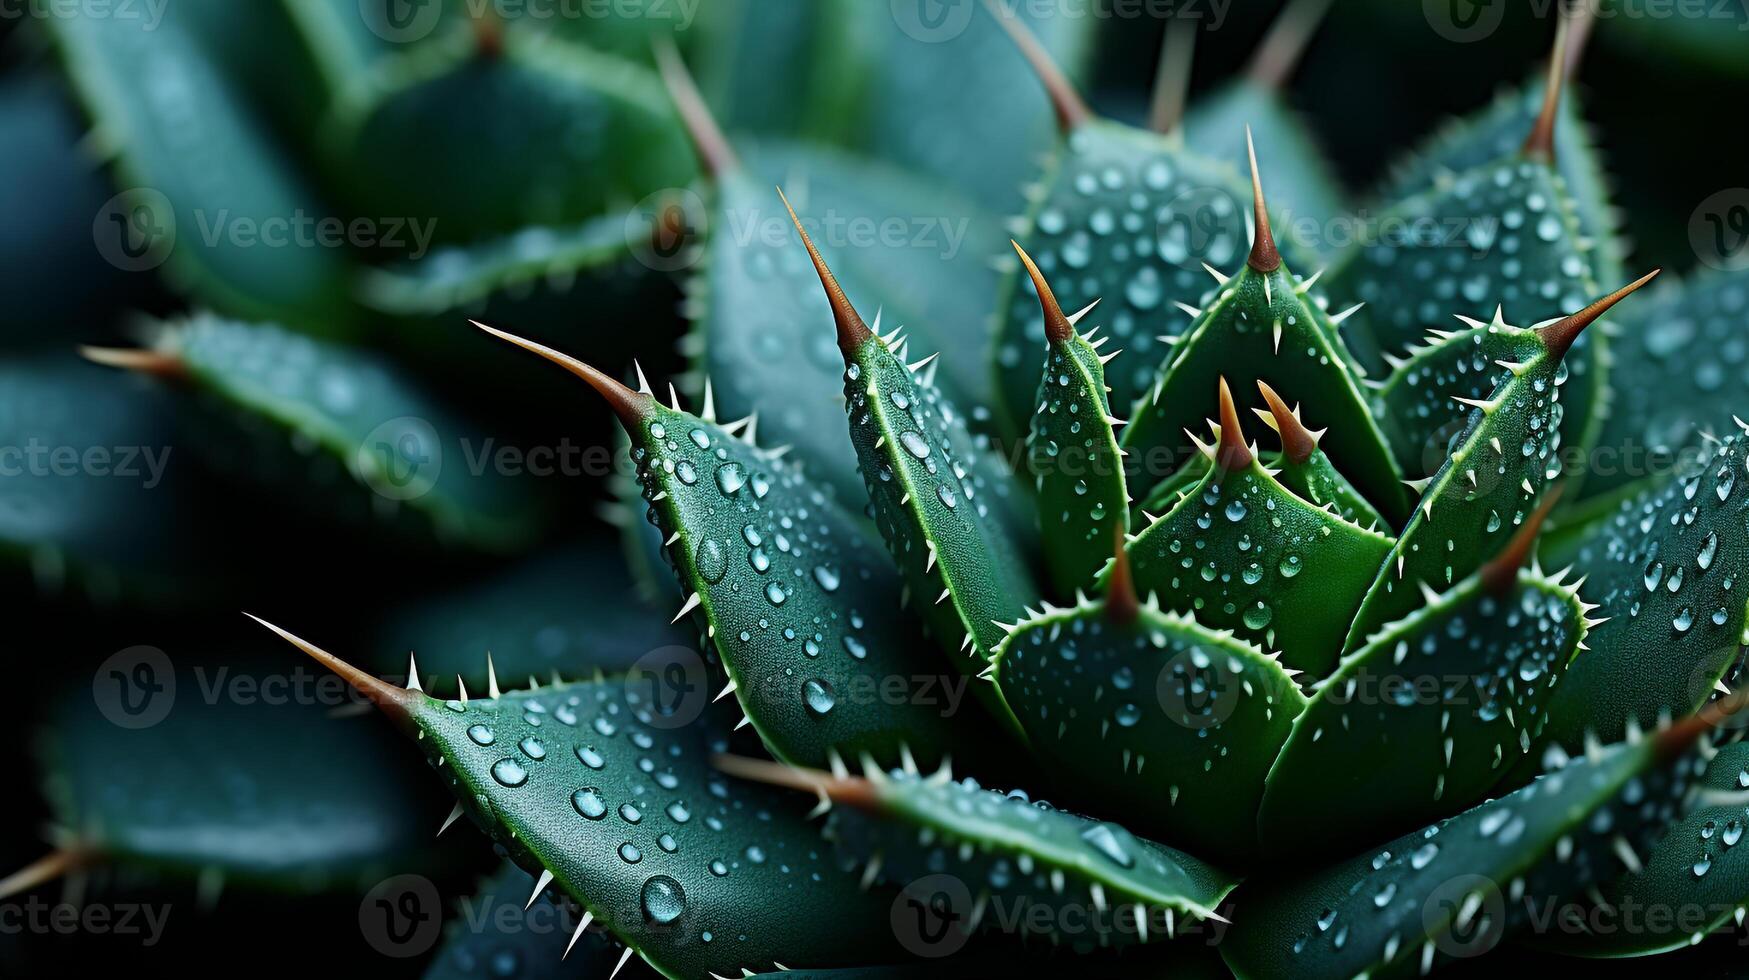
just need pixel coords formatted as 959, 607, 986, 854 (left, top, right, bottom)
423, 862, 618, 980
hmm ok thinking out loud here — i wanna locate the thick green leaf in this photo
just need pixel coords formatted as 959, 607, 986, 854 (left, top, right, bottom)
48, 8, 355, 333
39, 682, 440, 891
371, 543, 695, 687
1327, 157, 1608, 455
1259, 565, 1589, 858
332, 25, 695, 243
1577, 270, 1749, 507
622, 388, 972, 768
1122, 389, 1394, 678
1342, 291, 1626, 652
1526, 738, 1749, 957
1224, 731, 1703, 979
106, 314, 546, 553
1257, 381, 1389, 530
1530, 434, 1749, 758
384, 672, 903, 977
690, 0, 874, 145
1119, 204, 1407, 524
1018, 249, 1129, 593
1371, 312, 1548, 480
993, 120, 1253, 436
994, 593, 1307, 867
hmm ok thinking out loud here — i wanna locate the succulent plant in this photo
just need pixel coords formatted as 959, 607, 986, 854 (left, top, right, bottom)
8, 1, 1749, 977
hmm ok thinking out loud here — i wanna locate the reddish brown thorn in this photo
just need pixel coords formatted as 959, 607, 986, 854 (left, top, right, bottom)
1215, 377, 1253, 471
1479, 486, 1563, 595
79, 346, 187, 380
1522, 11, 1571, 163
713, 754, 879, 808
1147, 16, 1196, 135
1246, 0, 1334, 90
982, 0, 1092, 133
1256, 380, 1317, 465
1563, 0, 1598, 79
1656, 687, 1749, 764
471, 321, 654, 426
1245, 128, 1280, 273
245, 614, 418, 731
0, 848, 89, 901
1106, 526, 1140, 626
653, 37, 739, 177
1536, 269, 1661, 361
1012, 241, 1074, 344
778, 187, 872, 358
472, 8, 505, 59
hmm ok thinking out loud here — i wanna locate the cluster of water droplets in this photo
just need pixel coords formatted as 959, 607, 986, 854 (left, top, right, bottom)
1030, 344, 1120, 539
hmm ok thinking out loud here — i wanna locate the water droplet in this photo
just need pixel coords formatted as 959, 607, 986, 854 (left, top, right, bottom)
491, 759, 528, 787
619, 803, 642, 824
1279, 554, 1303, 578
696, 538, 728, 583
576, 745, 605, 769
619, 842, 642, 864
467, 724, 495, 746
716, 463, 746, 495
641, 875, 686, 923
764, 582, 787, 606
688, 429, 710, 449
1079, 823, 1136, 868
675, 461, 698, 485
519, 736, 546, 761
900, 431, 931, 460
573, 788, 608, 819
813, 565, 840, 591
937, 485, 957, 509
803, 679, 836, 715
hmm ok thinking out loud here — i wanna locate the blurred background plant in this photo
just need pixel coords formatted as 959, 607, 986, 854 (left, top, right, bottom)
4, 0, 1749, 975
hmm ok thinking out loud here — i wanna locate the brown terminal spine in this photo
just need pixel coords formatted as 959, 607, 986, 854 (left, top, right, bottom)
1536, 269, 1661, 361
470, 320, 655, 426
1245, 127, 1281, 272
1215, 377, 1254, 471
1106, 525, 1140, 626
1012, 240, 1074, 344
982, 0, 1092, 132
778, 187, 873, 358
1478, 486, 1563, 596
1256, 380, 1317, 465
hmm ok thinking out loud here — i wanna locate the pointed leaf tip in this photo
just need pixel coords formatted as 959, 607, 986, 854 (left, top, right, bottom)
1479, 485, 1562, 595
1216, 377, 1253, 471
1536, 269, 1660, 360
1256, 380, 1317, 464
244, 613, 417, 726
713, 754, 877, 808
79, 345, 187, 379
1522, 12, 1572, 163
1106, 526, 1140, 626
982, 0, 1091, 132
1246, 0, 1334, 90
652, 37, 739, 176
470, 320, 653, 425
777, 188, 872, 358
1245, 128, 1280, 272
1012, 241, 1074, 344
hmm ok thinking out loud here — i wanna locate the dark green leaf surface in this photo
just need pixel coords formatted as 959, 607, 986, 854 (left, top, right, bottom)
406, 678, 902, 978
994, 121, 1253, 434
1259, 568, 1588, 857
423, 863, 617, 980
48, 9, 355, 333
1530, 435, 1749, 758
333, 25, 695, 243
629, 396, 969, 768
994, 596, 1307, 866
1225, 733, 1699, 979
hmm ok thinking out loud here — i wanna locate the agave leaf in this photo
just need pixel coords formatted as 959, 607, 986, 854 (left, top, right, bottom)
1379, 12, 1625, 287
1224, 722, 1716, 979
1524, 738, 1749, 957
85, 314, 546, 553
46, 8, 355, 334
1255, 381, 1388, 530
1371, 311, 1548, 480
994, 562, 1308, 867
720, 755, 1237, 947
1120, 140, 1406, 524
1341, 275, 1656, 652
1576, 270, 1749, 508
371, 543, 695, 687
1528, 433, 1749, 760
282, 0, 390, 99
690, 0, 874, 145
331, 24, 695, 243
475, 324, 970, 769
775, 196, 1040, 670
0, 356, 209, 604
257, 622, 904, 978
32, 682, 441, 894
691, 141, 1002, 504
424, 863, 617, 979
1016, 245, 1129, 593
1259, 505, 1588, 857
1123, 381, 1393, 678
